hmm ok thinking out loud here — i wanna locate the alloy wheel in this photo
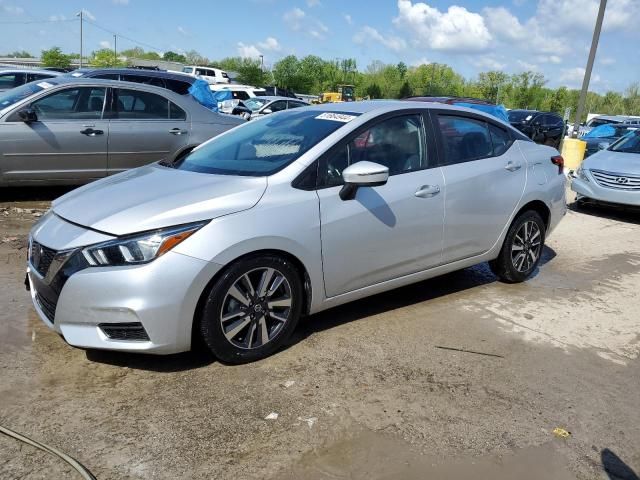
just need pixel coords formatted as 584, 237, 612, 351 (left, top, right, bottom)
219, 267, 293, 349
511, 220, 542, 273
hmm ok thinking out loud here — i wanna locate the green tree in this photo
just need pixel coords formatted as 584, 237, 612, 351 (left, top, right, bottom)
273, 55, 302, 90
476, 71, 509, 104
90, 48, 125, 67
366, 83, 382, 99
163, 51, 187, 63
398, 80, 412, 98
41, 47, 71, 69
185, 49, 205, 65
396, 61, 407, 79
6, 50, 33, 58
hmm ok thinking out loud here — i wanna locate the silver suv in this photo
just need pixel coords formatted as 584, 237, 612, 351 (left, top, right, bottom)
27, 101, 567, 363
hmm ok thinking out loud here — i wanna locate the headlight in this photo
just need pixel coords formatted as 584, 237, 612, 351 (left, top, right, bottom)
81, 222, 207, 267
576, 166, 589, 182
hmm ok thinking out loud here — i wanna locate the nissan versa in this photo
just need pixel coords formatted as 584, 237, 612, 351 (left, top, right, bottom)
27, 101, 566, 363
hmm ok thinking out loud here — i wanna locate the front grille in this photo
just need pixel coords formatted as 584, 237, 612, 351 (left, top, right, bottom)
30, 240, 58, 277
36, 293, 57, 323
99, 323, 150, 341
591, 169, 640, 191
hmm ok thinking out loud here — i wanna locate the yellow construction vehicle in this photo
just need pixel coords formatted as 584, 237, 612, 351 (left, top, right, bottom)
320, 84, 355, 103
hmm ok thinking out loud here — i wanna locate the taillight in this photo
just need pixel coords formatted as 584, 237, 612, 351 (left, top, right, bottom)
551, 155, 564, 174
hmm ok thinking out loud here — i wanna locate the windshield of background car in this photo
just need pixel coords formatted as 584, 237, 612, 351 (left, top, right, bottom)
0, 81, 52, 110
610, 130, 640, 154
244, 98, 269, 111
174, 110, 361, 176
508, 111, 533, 123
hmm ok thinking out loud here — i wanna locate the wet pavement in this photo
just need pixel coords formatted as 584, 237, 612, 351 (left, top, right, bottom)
1, 187, 639, 479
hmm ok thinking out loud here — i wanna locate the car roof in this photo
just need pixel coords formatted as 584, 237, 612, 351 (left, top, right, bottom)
67, 68, 196, 83
0, 68, 62, 75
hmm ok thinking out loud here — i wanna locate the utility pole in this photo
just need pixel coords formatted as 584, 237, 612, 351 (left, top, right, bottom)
76, 10, 83, 68
572, 0, 607, 137
113, 34, 117, 64
259, 54, 264, 72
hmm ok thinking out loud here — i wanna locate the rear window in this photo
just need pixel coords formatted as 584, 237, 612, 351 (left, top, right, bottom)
508, 111, 534, 123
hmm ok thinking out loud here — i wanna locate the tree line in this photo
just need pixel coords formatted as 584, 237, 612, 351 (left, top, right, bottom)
10, 47, 639, 121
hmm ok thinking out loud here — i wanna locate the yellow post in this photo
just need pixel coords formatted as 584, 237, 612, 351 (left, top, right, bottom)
561, 138, 587, 171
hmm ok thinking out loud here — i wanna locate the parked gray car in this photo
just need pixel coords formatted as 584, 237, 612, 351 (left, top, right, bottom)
27, 101, 566, 363
572, 129, 640, 207
240, 95, 308, 120
0, 77, 243, 186
0, 68, 61, 93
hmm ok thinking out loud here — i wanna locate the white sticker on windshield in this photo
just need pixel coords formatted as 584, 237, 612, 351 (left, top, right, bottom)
316, 112, 357, 123
525, 115, 533, 121
36, 82, 54, 89
71, 72, 83, 77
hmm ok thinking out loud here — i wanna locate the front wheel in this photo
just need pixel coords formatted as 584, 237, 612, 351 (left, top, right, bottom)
199, 255, 303, 364
490, 211, 546, 283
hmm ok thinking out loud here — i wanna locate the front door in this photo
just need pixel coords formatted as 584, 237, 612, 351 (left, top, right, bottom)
0, 86, 108, 183
107, 87, 189, 174
318, 113, 445, 297
434, 113, 526, 263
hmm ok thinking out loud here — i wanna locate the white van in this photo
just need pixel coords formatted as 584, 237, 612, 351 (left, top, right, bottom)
181, 66, 230, 84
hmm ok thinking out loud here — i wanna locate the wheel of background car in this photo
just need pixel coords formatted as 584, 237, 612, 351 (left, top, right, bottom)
199, 254, 303, 364
489, 210, 546, 283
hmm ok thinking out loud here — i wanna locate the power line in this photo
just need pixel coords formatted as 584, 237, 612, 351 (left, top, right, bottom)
0, 19, 76, 24
83, 19, 164, 53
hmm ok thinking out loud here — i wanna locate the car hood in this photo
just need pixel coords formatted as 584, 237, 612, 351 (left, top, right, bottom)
583, 150, 640, 174
52, 164, 267, 235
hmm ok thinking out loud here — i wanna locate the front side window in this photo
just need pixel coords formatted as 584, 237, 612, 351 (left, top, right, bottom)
31, 87, 106, 120
115, 88, 170, 119
173, 110, 359, 176
437, 115, 492, 164
244, 98, 269, 112
321, 114, 426, 187
610, 130, 640, 154
0, 73, 25, 89
288, 101, 307, 109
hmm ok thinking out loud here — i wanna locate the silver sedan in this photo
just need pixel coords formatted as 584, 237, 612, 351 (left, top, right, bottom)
572, 130, 640, 207
0, 77, 243, 186
27, 101, 566, 363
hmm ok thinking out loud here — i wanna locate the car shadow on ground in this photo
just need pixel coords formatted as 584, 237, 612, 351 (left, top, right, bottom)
602, 448, 639, 480
569, 200, 640, 225
0, 186, 75, 203
85, 246, 557, 372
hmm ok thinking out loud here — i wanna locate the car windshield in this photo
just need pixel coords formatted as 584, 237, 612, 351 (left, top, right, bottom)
243, 98, 269, 111
0, 81, 52, 110
508, 111, 534, 123
172, 109, 360, 176
609, 130, 640, 154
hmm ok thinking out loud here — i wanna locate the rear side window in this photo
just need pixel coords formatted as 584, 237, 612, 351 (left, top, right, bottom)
122, 74, 165, 88
169, 102, 186, 120
94, 73, 119, 80
437, 115, 492, 164
0, 73, 25, 89
164, 79, 192, 95
489, 124, 512, 156
115, 88, 170, 119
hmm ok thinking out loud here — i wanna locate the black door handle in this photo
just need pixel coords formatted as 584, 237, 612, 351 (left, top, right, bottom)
169, 128, 186, 135
80, 128, 104, 136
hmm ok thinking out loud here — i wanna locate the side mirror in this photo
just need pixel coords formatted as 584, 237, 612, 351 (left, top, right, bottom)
262, 108, 273, 114
18, 108, 37, 123
598, 142, 610, 150
339, 161, 389, 201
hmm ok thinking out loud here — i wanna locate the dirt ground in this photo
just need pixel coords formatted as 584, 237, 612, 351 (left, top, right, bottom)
1, 187, 639, 480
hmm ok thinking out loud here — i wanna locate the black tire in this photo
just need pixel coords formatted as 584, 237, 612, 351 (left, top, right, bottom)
199, 255, 303, 364
489, 211, 546, 283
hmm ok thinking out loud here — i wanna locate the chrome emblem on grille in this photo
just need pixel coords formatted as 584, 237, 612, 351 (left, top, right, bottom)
616, 177, 629, 184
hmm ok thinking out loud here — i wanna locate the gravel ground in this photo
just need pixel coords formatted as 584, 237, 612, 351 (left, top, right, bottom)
0, 187, 639, 480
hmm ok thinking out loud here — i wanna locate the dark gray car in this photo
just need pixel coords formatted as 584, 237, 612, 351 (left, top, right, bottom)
0, 77, 243, 186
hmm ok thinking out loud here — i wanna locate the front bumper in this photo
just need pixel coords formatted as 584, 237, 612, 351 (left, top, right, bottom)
28, 236, 223, 355
571, 176, 640, 207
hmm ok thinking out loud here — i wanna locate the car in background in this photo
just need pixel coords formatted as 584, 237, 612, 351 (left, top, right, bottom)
233, 96, 309, 120
25, 101, 566, 362
180, 65, 229, 84
581, 123, 639, 157
210, 84, 268, 114
0, 77, 243, 186
68, 68, 196, 95
577, 115, 640, 137
572, 129, 640, 208
508, 110, 564, 148
404, 96, 509, 123
0, 69, 61, 93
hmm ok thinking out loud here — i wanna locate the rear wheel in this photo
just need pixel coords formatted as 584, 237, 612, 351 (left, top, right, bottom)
199, 255, 303, 364
490, 211, 546, 283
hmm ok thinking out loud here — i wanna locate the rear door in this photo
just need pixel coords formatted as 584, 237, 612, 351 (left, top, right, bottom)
433, 112, 526, 263
0, 86, 108, 183
106, 87, 189, 174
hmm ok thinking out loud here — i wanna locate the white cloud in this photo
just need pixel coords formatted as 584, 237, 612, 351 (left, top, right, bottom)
309, 21, 329, 39
559, 67, 600, 86
237, 42, 262, 59
353, 26, 407, 52
471, 56, 506, 70
49, 14, 66, 21
177, 26, 189, 36
411, 57, 431, 67
99, 40, 111, 49
343, 13, 353, 25
113, 0, 129, 4
536, 0, 640, 33
307, 0, 321, 7
600, 57, 616, 66
3, 5, 24, 14
257, 37, 281, 51
283, 7, 305, 31
536, 55, 562, 64
517, 60, 539, 71
393, 0, 491, 52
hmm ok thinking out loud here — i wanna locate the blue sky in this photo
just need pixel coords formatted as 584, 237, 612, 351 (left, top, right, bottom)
1, 0, 638, 92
